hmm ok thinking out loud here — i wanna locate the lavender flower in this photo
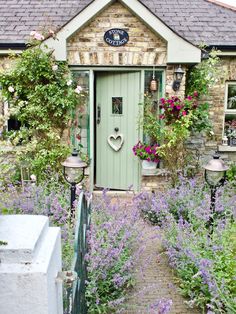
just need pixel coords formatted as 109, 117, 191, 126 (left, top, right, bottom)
134, 178, 235, 313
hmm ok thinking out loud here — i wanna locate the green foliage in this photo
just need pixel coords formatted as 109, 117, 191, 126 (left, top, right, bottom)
226, 162, 236, 184
0, 240, 8, 245
190, 101, 212, 133
186, 49, 222, 96
157, 112, 201, 186
0, 41, 83, 182
141, 95, 162, 143
138, 93, 212, 186
0, 154, 21, 185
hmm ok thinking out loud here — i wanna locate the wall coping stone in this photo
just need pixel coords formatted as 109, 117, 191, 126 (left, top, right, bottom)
0, 215, 49, 264
218, 145, 236, 152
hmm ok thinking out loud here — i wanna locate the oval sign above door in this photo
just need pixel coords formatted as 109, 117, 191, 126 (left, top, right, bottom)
104, 28, 129, 47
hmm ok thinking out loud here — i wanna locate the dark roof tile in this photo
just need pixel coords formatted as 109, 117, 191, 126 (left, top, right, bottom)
141, 0, 236, 46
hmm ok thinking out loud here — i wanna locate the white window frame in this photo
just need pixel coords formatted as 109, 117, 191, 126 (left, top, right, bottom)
224, 81, 236, 135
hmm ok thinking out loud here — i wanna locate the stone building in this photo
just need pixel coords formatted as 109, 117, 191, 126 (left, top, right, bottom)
0, 0, 236, 191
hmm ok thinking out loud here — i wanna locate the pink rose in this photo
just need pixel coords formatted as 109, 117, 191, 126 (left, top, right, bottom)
30, 31, 44, 41
75, 85, 83, 94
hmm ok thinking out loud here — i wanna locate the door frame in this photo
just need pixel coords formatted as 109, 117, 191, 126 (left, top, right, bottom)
70, 66, 166, 192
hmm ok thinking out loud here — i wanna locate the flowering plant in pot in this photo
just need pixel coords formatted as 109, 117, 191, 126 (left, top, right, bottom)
132, 141, 160, 163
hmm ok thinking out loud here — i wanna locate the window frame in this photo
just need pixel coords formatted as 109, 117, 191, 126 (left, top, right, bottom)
224, 81, 236, 136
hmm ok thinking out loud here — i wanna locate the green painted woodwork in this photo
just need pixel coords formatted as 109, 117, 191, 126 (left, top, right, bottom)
65, 192, 90, 314
96, 71, 141, 190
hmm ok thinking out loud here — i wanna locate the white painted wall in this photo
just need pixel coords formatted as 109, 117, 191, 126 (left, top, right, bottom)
0, 215, 63, 314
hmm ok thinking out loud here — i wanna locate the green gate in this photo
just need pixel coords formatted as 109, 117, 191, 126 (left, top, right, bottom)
64, 192, 91, 314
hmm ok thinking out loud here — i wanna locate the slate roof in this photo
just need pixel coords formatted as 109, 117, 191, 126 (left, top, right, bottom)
140, 0, 236, 47
0, 0, 236, 48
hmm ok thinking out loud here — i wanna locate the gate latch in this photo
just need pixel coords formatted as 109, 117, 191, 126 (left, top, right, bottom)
56, 271, 78, 287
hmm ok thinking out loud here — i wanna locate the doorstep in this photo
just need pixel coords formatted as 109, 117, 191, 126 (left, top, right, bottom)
142, 168, 168, 176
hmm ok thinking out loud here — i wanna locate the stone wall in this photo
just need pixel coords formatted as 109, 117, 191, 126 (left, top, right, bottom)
141, 172, 170, 192
208, 57, 236, 140
165, 64, 186, 99
190, 57, 236, 163
0, 55, 12, 72
67, 2, 167, 66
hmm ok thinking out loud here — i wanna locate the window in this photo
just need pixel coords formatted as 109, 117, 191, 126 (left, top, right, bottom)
224, 82, 236, 141
143, 70, 163, 144
112, 97, 123, 115
71, 70, 90, 155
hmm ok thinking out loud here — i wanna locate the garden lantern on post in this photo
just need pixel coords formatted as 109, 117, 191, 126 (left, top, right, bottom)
203, 153, 228, 228
61, 149, 87, 217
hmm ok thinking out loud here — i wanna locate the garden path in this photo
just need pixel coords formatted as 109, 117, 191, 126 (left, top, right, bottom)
123, 222, 200, 314
105, 193, 200, 314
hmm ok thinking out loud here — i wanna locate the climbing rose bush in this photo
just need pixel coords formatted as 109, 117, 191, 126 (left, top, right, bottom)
0, 31, 85, 182
134, 179, 236, 313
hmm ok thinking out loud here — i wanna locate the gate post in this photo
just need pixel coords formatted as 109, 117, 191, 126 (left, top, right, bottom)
0, 215, 63, 314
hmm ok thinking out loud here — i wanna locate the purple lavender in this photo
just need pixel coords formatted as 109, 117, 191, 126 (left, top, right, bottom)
85, 191, 143, 313
134, 178, 235, 313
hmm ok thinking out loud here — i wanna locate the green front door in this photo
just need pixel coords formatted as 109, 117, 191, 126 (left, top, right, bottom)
96, 71, 140, 190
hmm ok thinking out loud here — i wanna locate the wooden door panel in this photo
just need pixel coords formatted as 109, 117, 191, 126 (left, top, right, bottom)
96, 71, 140, 190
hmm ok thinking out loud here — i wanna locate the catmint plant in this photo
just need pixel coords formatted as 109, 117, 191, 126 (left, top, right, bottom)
135, 178, 236, 313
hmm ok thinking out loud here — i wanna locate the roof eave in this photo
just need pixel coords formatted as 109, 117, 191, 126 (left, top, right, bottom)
0, 43, 26, 50
208, 45, 236, 51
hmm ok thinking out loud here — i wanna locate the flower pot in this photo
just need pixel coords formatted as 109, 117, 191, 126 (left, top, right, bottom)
229, 137, 236, 146
142, 160, 157, 170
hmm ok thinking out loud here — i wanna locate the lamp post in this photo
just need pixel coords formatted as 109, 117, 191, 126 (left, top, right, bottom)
61, 149, 87, 217
203, 153, 228, 229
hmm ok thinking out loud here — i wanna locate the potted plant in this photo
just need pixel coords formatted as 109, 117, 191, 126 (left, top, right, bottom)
225, 119, 236, 146
132, 141, 160, 169
227, 129, 236, 146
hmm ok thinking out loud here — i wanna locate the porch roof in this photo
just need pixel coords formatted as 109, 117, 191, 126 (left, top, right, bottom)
0, 0, 235, 48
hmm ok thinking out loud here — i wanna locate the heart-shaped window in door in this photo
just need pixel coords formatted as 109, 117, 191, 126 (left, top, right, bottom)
107, 134, 124, 151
